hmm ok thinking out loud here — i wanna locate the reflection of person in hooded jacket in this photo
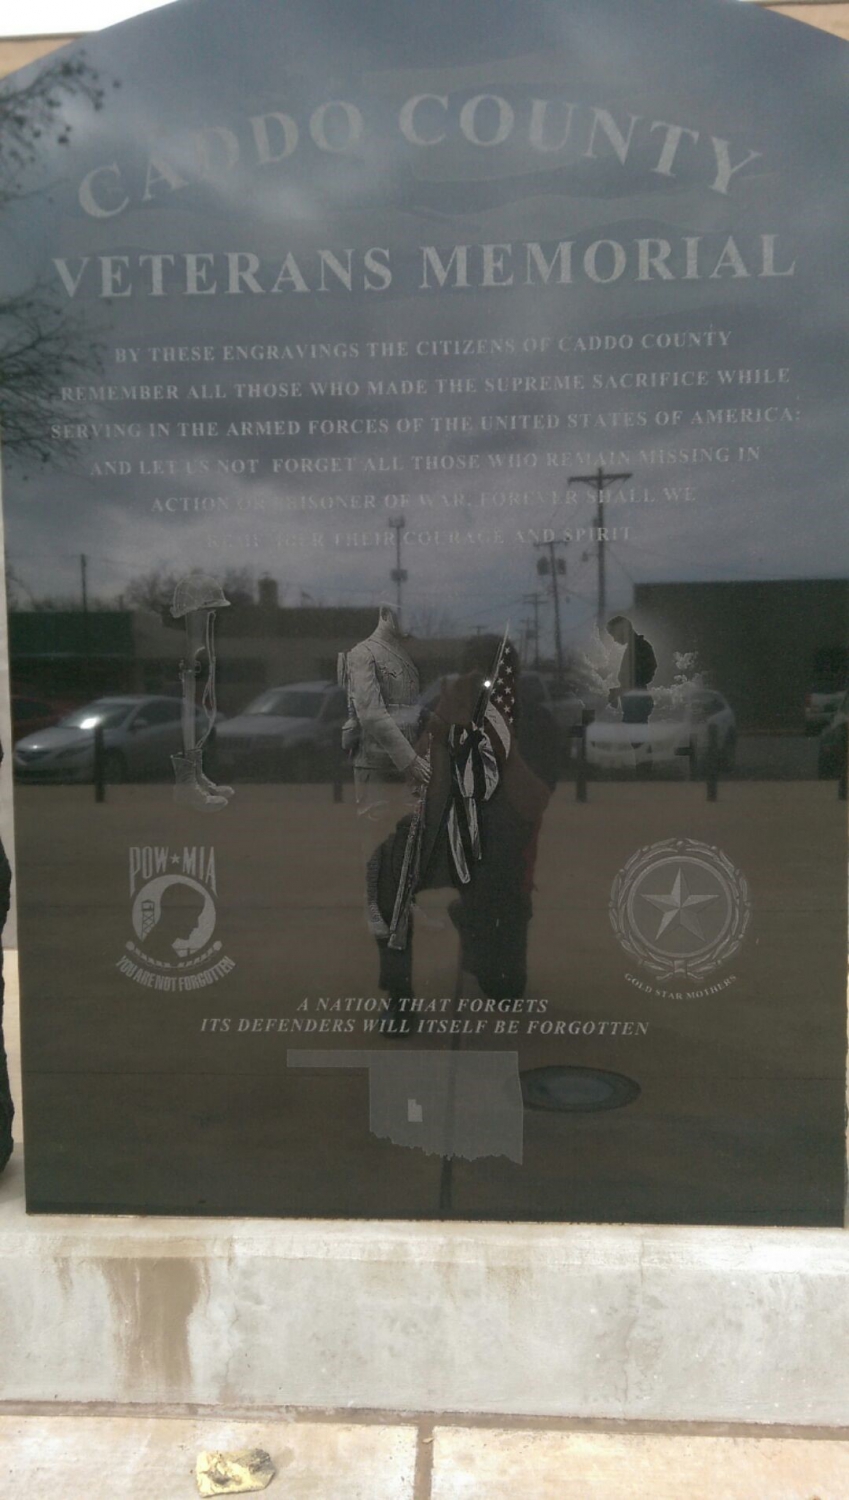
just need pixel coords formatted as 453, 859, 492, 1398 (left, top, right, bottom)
606, 614, 657, 724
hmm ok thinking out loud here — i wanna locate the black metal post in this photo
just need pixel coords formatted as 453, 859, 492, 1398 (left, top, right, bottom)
576, 708, 593, 803
93, 723, 106, 803
706, 723, 719, 802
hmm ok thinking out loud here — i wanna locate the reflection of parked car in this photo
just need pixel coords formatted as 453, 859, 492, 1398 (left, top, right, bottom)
584, 689, 736, 774
13, 695, 200, 782
11, 693, 75, 744
817, 690, 848, 779
805, 647, 848, 734
214, 681, 348, 780
529, 674, 586, 741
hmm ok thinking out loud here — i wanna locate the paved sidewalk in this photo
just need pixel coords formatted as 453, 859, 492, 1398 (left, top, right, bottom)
2, 1409, 849, 1498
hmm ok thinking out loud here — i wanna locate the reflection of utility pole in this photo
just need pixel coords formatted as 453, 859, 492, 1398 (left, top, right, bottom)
388, 516, 407, 616
568, 465, 632, 629
522, 590, 544, 668
534, 539, 568, 684
519, 618, 530, 665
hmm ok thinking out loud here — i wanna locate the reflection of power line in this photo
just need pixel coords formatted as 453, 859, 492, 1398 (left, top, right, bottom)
533, 539, 568, 683
522, 591, 544, 668
518, 617, 531, 664
568, 465, 632, 628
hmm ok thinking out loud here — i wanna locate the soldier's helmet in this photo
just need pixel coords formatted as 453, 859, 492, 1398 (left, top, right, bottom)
170, 572, 231, 618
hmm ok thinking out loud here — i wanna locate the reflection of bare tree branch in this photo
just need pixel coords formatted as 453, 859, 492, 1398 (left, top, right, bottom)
0, 288, 104, 463
0, 53, 117, 467
407, 604, 457, 638
0, 55, 110, 198
5, 559, 35, 610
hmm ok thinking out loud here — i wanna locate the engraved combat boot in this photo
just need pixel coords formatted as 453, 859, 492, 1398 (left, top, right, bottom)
171, 749, 228, 811
197, 758, 234, 799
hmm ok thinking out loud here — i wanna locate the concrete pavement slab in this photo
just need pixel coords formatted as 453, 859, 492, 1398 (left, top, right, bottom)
0, 1415, 417, 1500
430, 1427, 849, 1499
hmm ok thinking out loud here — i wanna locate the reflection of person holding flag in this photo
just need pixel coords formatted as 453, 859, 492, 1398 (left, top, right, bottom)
385, 627, 512, 954
445, 635, 557, 1000
376, 631, 557, 1014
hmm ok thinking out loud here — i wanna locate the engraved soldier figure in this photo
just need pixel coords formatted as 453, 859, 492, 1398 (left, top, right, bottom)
340, 603, 430, 940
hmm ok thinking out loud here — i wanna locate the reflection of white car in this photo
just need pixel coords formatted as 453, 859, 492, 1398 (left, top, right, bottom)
584, 690, 736, 774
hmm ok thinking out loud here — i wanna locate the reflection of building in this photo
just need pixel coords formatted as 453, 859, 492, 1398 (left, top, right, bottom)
632, 579, 849, 733
10, 590, 465, 713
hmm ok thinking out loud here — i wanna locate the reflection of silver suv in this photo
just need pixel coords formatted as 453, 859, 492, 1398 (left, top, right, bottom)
805, 648, 848, 734
818, 690, 848, 779
214, 681, 348, 780
805, 688, 845, 736
13, 695, 197, 782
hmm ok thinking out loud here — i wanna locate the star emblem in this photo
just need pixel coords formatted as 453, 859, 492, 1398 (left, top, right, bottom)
641, 865, 718, 940
611, 839, 749, 982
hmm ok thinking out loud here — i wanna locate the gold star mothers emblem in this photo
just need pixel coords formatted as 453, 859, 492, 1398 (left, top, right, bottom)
609, 838, 750, 982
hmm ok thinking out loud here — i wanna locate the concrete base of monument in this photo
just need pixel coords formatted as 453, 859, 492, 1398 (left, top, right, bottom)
2, 1144, 849, 1422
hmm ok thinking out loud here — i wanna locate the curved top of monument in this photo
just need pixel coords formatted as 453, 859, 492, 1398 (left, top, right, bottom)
0, 0, 844, 256
0, 0, 845, 604
3, 0, 847, 186
2, 0, 844, 281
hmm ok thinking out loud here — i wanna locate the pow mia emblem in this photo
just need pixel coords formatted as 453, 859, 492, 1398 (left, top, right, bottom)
610, 838, 750, 982
117, 844, 235, 992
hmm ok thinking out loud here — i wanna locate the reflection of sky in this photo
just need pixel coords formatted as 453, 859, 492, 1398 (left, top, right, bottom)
3, 0, 173, 37
1, 0, 847, 653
